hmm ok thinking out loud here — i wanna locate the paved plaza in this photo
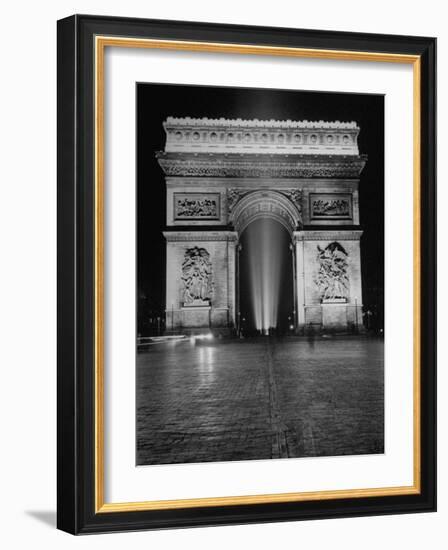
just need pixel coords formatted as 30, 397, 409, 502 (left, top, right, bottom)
136, 336, 384, 465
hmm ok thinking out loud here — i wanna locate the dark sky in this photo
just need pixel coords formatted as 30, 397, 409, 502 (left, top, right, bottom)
137, 83, 384, 329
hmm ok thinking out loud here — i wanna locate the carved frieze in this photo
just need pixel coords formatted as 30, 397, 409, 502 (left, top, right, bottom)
315, 242, 349, 302
165, 116, 359, 129
181, 247, 213, 306
174, 193, 220, 220
157, 155, 366, 178
310, 193, 352, 220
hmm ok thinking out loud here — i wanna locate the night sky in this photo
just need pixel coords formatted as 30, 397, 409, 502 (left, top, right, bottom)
137, 83, 384, 334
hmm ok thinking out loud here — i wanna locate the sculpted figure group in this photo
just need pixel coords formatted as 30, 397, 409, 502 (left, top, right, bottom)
181, 247, 213, 304
315, 242, 349, 301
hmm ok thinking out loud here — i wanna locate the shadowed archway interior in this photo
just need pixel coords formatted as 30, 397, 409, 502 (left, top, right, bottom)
239, 218, 294, 334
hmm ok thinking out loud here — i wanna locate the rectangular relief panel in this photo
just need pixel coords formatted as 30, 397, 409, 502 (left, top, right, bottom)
309, 193, 353, 220
174, 192, 221, 221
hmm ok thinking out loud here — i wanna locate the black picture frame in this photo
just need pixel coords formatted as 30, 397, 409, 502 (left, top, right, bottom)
57, 14, 436, 534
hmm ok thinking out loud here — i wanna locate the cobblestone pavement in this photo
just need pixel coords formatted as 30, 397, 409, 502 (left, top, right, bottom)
136, 336, 384, 465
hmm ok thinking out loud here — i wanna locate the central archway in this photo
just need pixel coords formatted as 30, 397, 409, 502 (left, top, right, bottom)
232, 190, 300, 335
238, 218, 295, 336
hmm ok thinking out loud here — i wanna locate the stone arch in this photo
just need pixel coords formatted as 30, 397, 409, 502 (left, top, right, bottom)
230, 190, 302, 237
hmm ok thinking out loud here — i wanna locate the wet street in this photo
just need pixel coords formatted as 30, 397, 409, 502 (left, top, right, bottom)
136, 336, 384, 465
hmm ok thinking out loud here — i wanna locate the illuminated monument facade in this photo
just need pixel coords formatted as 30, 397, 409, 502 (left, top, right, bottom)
156, 117, 367, 334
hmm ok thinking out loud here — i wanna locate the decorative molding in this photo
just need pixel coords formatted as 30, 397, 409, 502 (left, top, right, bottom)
157, 154, 366, 178
164, 231, 238, 243
165, 117, 359, 129
161, 117, 361, 155
174, 192, 220, 220
294, 230, 363, 241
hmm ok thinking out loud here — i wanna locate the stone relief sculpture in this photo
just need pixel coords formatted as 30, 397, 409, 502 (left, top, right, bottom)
175, 196, 218, 218
315, 242, 349, 302
312, 197, 350, 217
158, 157, 365, 178
227, 188, 251, 214
181, 247, 213, 305
281, 189, 303, 215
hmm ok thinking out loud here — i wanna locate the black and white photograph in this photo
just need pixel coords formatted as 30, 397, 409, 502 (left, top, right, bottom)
136, 83, 385, 466
0, 0, 441, 543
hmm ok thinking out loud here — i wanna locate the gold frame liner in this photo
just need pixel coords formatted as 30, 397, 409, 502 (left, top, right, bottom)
94, 36, 421, 513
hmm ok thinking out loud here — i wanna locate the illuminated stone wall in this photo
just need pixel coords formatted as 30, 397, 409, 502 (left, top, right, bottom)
157, 117, 367, 333
294, 231, 364, 331
164, 231, 237, 334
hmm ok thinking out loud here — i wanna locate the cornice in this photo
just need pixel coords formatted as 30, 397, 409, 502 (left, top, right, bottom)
162, 117, 361, 155
164, 117, 359, 129
163, 230, 238, 242
294, 230, 363, 241
157, 154, 366, 178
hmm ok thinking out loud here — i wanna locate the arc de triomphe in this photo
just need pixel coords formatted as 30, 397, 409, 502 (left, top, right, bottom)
156, 117, 366, 334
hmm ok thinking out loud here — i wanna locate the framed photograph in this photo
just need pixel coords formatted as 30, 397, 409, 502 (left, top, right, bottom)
57, 15, 436, 534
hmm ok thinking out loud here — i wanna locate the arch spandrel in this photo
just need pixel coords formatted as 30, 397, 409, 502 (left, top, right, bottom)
230, 190, 302, 237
